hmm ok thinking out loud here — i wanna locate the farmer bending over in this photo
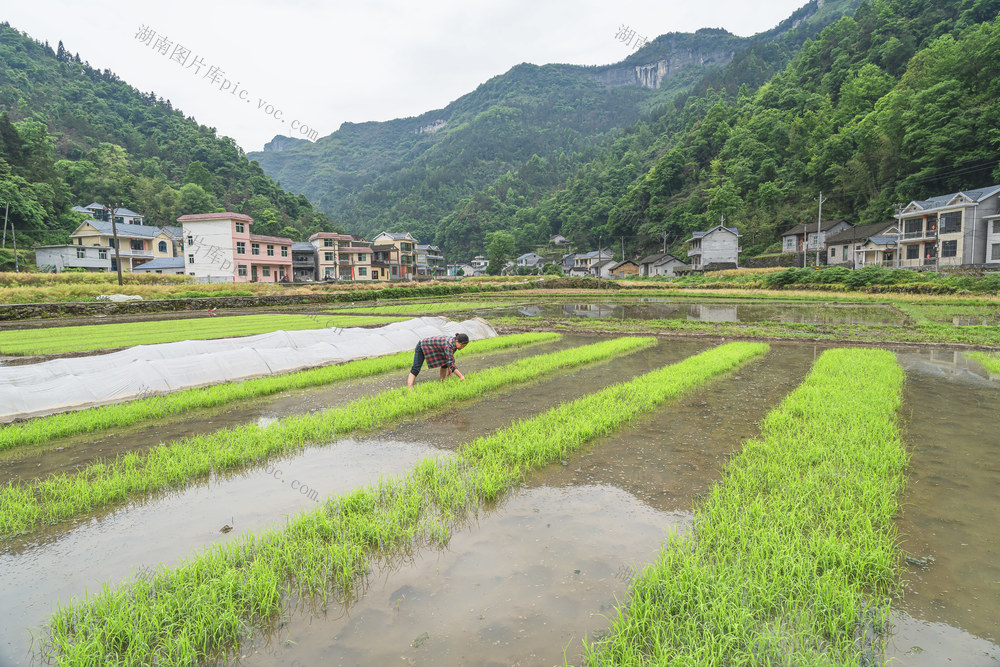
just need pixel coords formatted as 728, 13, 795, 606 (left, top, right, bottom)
407, 333, 469, 387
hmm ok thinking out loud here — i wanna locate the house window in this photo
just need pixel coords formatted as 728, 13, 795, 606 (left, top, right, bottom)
941, 240, 957, 258
784, 237, 795, 250
906, 245, 919, 260
281, 246, 288, 257
324, 239, 333, 247
187, 235, 194, 245
76, 248, 85, 258
323, 252, 332, 261
359, 267, 367, 276
992, 244, 1000, 261
843, 246, 848, 261
158, 240, 168, 253
924, 244, 937, 259
252, 243, 260, 255
130, 240, 144, 251
807, 233, 817, 248
99, 249, 108, 260
829, 248, 835, 260
238, 264, 247, 277
358, 254, 367, 262
267, 244, 275, 257
904, 220, 922, 236
236, 242, 246, 254
939, 212, 961, 234
188, 254, 195, 263
262, 267, 271, 277
235, 222, 245, 233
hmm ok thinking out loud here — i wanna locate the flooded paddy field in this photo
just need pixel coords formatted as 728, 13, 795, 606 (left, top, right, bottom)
0, 330, 997, 665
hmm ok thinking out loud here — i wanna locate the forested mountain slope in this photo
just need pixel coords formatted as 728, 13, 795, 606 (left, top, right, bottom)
437, 0, 1000, 260
0, 22, 337, 250
251, 0, 865, 257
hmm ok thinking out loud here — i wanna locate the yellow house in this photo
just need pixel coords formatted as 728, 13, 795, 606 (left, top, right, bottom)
70, 219, 180, 272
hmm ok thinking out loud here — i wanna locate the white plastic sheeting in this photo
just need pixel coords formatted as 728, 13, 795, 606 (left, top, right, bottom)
0, 317, 496, 422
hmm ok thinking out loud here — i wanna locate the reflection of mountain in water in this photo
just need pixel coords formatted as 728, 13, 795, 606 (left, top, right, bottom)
687, 304, 738, 322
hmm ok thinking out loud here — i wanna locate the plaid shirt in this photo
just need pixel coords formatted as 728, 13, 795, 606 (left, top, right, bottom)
419, 336, 458, 371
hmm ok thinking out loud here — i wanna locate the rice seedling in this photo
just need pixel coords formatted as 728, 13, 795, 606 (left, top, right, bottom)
580, 347, 906, 665
0, 332, 561, 451
0, 314, 407, 356
0, 336, 653, 536
965, 350, 1000, 375
38, 342, 767, 665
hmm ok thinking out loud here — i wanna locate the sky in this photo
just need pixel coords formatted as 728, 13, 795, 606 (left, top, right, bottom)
6, 0, 808, 152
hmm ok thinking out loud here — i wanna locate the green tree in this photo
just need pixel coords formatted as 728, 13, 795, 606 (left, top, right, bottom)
484, 230, 515, 275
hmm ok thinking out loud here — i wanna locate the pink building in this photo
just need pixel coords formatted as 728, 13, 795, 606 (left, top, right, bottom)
178, 212, 293, 282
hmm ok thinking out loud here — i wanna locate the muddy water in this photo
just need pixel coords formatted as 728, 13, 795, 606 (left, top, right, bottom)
229, 346, 819, 666
0, 439, 438, 666
0, 337, 574, 483
886, 350, 1000, 663
493, 299, 906, 326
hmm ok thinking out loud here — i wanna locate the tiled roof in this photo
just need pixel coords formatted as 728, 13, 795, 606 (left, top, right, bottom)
309, 232, 354, 241
825, 222, 896, 244
249, 233, 293, 244
73, 221, 166, 239
133, 257, 184, 270
652, 254, 684, 266
160, 226, 183, 239
291, 242, 316, 251
638, 252, 669, 265
780, 219, 849, 236
909, 184, 1000, 211
178, 212, 253, 223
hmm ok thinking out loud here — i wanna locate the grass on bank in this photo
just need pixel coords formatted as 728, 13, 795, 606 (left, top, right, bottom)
40, 341, 768, 665
581, 347, 906, 665
493, 314, 1000, 347
965, 350, 1000, 374
0, 336, 654, 536
0, 314, 408, 355
327, 300, 511, 315
0, 333, 561, 451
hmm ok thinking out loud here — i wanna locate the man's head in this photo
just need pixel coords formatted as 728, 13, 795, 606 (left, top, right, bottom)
455, 333, 469, 349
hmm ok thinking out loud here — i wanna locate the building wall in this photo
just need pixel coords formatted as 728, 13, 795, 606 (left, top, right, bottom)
653, 258, 686, 276
700, 230, 739, 266
987, 218, 1000, 265
35, 245, 111, 272
182, 219, 236, 280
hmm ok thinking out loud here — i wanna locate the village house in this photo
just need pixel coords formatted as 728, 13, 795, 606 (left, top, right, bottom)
895, 184, 1000, 269
178, 212, 292, 282
607, 259, 640, 279
686, 225, 741, 270
131, 257, 186, 274
516, 252, 545, 271
291, 242, 318, 281
637, 252, 688, 277
71, 203, 145, 226
570, 249, 613, 276
371, 232, 418, 280
824, 222, 898, 268
780, 219, 853, 256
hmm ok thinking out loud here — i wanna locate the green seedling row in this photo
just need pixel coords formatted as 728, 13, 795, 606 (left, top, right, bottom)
41, 341, 768, 665
0, 336, 654, 536
0, 314, 407, 356
965, 350, 1000, 375
581, 347, 907, 665
0, 332, 561, 452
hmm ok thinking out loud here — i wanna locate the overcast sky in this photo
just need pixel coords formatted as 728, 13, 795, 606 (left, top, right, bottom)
7, 0, 807, 152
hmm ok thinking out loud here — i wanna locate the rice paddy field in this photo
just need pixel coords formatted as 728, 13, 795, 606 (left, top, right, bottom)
0, 296, 998, 666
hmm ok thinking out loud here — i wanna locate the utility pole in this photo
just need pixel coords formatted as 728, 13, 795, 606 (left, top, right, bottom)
11, 220, 18, 272
2, 202, 8, 248
662, 232, 667, 254
814, 192, 826, 269
103, 202, 124, 286
597, 235, 602, 290
621, 236, 625, 262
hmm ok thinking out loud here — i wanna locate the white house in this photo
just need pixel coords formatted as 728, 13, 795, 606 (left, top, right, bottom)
686, 225, 741, 270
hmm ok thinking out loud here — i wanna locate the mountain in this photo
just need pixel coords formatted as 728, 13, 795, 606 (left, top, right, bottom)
250, 0, 865, 257
0, 22, 339, 248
